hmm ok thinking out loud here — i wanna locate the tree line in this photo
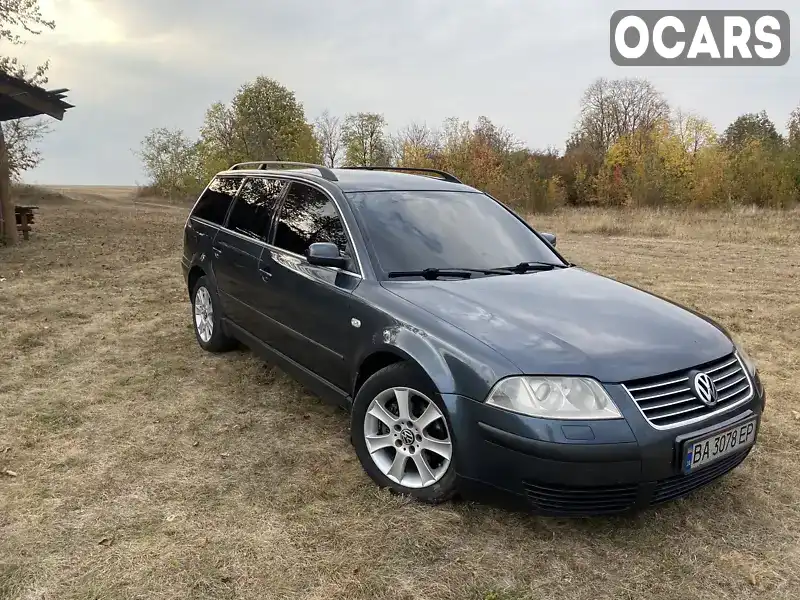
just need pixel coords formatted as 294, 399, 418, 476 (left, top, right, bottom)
140, 76, 800, 211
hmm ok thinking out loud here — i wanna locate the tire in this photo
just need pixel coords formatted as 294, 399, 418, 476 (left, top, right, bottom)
190, 276, 237, 353
351, 362, 458, 503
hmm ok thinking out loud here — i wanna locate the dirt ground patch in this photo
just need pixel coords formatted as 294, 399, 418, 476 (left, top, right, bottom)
1, 192, 799, 600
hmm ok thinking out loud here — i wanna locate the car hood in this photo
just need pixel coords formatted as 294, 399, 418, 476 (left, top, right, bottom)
382, 268, 734, 383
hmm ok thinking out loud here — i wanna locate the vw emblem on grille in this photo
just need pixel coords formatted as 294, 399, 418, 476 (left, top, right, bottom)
691, 371, 718, 407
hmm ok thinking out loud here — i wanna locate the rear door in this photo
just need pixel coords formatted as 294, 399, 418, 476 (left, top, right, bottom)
213, 177, 287, 332
257, 181, 360, 390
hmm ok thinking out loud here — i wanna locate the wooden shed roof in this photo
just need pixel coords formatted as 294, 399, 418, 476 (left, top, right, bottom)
0, 72, 73, 122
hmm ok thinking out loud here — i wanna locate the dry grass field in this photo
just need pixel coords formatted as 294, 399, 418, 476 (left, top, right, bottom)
1, 187, 799, 600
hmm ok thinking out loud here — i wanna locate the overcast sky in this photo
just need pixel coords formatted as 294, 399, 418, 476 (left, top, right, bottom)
16, 0, 800, 185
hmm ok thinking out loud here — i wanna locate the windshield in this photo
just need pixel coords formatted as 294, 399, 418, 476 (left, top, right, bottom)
347, 190, 564, 277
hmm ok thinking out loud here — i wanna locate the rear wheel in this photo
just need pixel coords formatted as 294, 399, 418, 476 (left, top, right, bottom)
351, 362, 457, 503
191, 276, 236, 353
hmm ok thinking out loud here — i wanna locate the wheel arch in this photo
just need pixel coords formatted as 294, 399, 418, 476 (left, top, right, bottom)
353, 349, 408, 398
187, 265, 206, 296
352, 329, 460, 400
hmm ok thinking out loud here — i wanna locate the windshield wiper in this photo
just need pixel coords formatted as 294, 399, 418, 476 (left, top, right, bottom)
387, 267, 512, 280
492, 261, 569, 274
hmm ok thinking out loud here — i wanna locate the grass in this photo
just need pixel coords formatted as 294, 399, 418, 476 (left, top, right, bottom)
0, 187, 799, 599
531, 205, 800, 247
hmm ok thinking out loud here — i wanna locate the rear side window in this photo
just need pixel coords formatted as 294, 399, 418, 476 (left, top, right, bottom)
227, 177, 287, 241
273, 183, 349, 256
191, 177, 241, 225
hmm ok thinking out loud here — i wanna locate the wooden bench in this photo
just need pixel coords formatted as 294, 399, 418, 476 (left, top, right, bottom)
15, 205, 38, 240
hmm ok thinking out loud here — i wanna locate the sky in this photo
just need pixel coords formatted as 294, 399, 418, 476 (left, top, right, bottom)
12, 0, 800, 185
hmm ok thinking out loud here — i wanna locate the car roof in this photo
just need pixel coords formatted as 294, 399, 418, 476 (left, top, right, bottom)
216, 167, 480, 193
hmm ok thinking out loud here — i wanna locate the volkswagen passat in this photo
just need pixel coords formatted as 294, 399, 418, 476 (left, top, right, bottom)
181, 162, 765, 515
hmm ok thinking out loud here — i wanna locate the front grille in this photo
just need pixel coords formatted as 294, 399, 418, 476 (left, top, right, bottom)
651, 448, 751, 505
523, 481, 638, 516
623, 354, 753, 429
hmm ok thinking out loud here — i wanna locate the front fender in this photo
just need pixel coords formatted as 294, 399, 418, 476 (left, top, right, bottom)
356, 323, 517, 401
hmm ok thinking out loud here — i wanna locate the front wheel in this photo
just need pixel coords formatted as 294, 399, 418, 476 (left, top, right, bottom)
351, 362, 457, 503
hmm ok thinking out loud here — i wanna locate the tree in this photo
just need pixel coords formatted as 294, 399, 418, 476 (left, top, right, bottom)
562, 132, 604, 204
391, 121, 439, 167
0, 1, 54, 42
721, 111, 783, 151
314, 110, 342, 167
229, 76, 319, 163
139, 78, 323, 195
727, 138, 795, 207
786, 104, 800, 197
436, 117, 472, 176
575, 77, 670, 153
566, 78, 670, 206
2, 116, 49, 177
342, 112, 391, 166
673, 109, 717, 155
139, 128, 202, 197
787, 104, 800, 148
720, 111, 792, 207
0, 0, 56, 245
473, 116, 517, 155
197, 101, 239, 180
501, 149, 566, 213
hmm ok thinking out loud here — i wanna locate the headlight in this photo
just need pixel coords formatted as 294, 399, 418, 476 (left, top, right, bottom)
734, 341, 757, 376
485, 376, 622, 420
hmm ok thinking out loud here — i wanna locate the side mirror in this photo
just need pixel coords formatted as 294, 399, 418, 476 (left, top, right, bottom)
540, 232, 557, 247
307, 242, 347, 269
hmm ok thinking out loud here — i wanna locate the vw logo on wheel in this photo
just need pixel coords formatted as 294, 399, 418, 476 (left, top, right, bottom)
691, 371, 718, 406
400, 429, 415, 445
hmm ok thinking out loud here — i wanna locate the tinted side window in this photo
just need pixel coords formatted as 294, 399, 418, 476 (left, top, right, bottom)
191, 177, 241, 225
226, 178, 287, 241
274, 183, 349, 256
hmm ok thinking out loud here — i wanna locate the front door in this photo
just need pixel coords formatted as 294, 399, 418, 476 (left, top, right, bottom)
256, 181, 359, 391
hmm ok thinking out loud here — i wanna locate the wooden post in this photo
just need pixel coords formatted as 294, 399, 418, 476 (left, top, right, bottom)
20, 211, 29, 240
0, 125, 15, 246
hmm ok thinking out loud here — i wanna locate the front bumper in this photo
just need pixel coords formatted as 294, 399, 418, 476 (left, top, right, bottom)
442, 383, 765, 515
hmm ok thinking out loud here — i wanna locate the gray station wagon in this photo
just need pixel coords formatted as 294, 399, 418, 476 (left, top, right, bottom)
181, 161, 765, 515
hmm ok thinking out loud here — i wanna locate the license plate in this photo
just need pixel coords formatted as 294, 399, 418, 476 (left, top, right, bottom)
683, 418, 758, 473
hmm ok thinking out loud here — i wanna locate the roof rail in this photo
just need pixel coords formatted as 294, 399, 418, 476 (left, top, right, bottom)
340, 166, 463, 184
229, 161, 338, 182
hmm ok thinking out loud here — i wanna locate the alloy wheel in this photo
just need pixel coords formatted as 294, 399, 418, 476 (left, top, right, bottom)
363, 387, 452, 489
194, 286, 214, 343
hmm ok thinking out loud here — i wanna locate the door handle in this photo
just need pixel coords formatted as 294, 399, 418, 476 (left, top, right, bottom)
212, 245, 222, 258
259, 267, 272, 281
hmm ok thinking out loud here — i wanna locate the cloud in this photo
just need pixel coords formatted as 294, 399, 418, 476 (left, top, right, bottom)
16, 0, 800, 185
